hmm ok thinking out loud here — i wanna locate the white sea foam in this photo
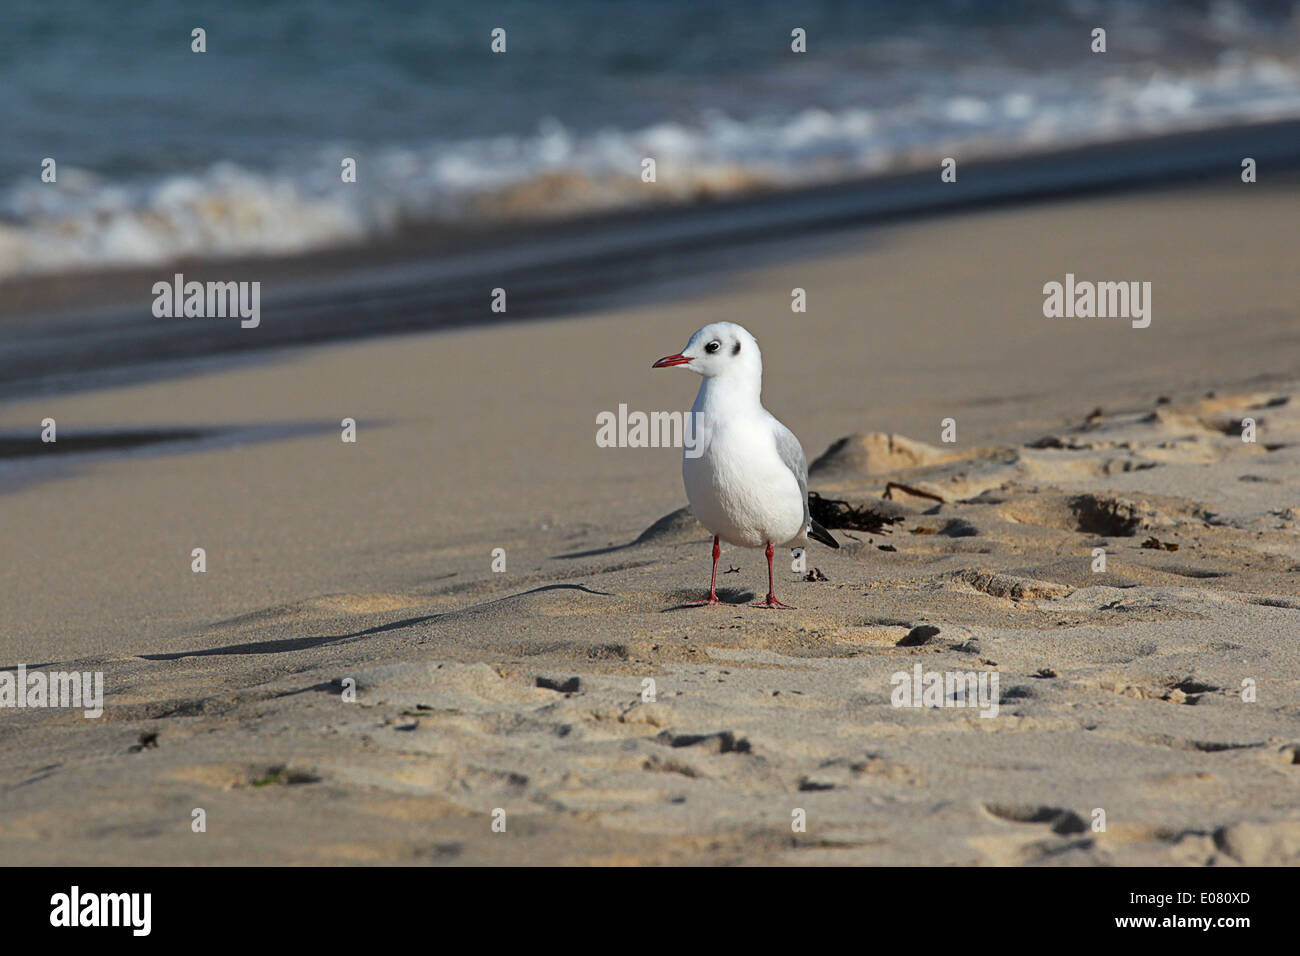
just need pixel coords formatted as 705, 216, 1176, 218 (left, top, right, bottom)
3, 54, 1299, 280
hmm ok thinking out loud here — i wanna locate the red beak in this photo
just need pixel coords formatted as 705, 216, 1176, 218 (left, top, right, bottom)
652, 353, 692, 368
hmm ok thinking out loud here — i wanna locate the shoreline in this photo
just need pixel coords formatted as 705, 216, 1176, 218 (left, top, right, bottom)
5, 118, 1300, 402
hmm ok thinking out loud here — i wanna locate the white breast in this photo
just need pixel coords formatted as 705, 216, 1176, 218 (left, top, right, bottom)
683, 417, 805, 549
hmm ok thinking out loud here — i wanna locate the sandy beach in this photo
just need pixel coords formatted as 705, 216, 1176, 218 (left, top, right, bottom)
1, 171, 1298, 865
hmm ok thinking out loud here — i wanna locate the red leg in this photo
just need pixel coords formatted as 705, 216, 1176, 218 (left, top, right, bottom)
752, 542, 793, 608
684, 536, 722, 606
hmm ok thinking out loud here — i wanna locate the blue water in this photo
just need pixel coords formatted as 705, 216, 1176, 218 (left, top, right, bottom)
2, 0, 1298, 277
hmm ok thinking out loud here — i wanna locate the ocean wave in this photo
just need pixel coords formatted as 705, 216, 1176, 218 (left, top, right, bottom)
3, 53, 1300, 280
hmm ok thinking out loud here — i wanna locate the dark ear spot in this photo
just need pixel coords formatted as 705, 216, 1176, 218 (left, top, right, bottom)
732, 341, 741, 356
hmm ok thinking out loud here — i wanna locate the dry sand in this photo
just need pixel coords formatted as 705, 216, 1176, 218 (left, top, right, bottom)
1, 179, 1298, 865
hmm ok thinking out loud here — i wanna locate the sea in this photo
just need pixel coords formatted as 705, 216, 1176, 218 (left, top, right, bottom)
1, 0, 1299, 279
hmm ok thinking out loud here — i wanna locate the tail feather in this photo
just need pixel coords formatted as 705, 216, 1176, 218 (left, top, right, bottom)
808, 518, 840, 549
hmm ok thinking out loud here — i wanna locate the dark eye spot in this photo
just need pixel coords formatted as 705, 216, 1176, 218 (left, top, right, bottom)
705, 341, 720, 353
732, 341, 741, 356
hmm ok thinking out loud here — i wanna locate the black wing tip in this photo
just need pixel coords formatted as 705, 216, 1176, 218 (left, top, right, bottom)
809, 520, 840, 549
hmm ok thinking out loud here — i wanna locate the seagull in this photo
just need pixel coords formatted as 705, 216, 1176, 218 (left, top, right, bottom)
652, 322, 838, 608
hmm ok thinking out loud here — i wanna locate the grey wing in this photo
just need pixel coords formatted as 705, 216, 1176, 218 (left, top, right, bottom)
770, 418, 810, 536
